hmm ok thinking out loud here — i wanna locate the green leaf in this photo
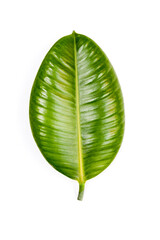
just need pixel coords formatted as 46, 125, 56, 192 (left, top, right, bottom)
29, 31, 125, 200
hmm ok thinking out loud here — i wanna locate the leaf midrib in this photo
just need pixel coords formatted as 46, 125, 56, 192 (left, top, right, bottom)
73, 31, 85, 184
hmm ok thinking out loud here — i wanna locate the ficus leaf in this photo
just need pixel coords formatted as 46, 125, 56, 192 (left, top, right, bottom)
29, 31, 125, 200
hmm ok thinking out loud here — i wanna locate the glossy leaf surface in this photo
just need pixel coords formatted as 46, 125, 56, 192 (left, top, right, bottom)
29, 32, 125, 200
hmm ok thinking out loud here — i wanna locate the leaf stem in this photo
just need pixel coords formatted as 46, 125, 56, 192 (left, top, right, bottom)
77, 182, 85, 201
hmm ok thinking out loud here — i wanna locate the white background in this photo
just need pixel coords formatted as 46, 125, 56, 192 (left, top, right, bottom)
0, 0, 160, 239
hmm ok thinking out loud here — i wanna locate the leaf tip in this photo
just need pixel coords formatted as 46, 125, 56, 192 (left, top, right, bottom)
72, 30, 76, 36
